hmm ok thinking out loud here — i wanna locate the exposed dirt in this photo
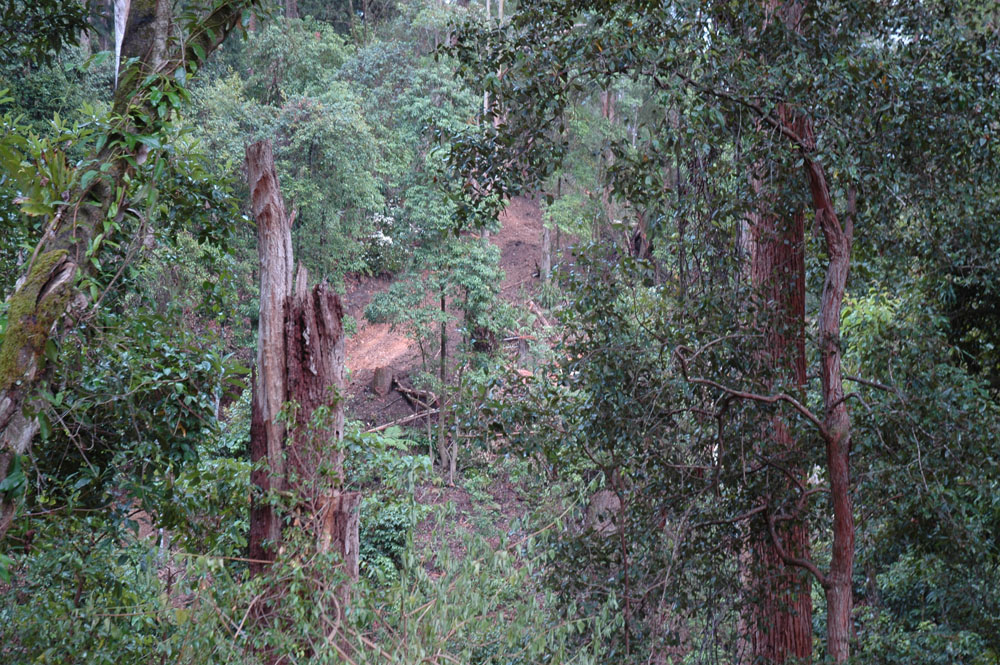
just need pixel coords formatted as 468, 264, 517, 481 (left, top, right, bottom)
343, 196, 545, 429
342, 197, 549, 563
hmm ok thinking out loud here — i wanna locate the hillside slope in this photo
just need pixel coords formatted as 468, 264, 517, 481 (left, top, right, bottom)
343, 196, 545, 428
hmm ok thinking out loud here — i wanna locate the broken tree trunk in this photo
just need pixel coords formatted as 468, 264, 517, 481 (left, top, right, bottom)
247, 140, 292, 572
541, 224, 552, 286
285, 264, 358, 584
372, 366, 393, 397
246, 140, 359, 587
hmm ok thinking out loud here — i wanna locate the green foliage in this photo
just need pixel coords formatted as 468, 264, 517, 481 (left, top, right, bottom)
0, 514, 254, 664
0, 0, 91, 66
444, 0, 1000, 659
5, 1, 999, 663
191, 13, 479, 282
366, 237, 511, 369
241, 18, 351, 104
275, 84, 386, 278
359, 496, 421, 583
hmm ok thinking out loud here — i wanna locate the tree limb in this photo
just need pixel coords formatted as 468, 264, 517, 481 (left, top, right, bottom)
767, 510, 830, 589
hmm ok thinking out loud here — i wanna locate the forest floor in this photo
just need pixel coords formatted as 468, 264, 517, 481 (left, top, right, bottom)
342, 195, 546, 428
342, 196, 550, 560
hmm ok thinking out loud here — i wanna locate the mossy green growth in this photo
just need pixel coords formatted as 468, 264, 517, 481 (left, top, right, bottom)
0, 249, 72, 393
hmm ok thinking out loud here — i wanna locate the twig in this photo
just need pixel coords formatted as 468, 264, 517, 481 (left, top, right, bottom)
687, 374, 827, 437
672, 349, 826, 433
844, 375, 904, 400
691, 504, 767, 529
767, 511, 830, 589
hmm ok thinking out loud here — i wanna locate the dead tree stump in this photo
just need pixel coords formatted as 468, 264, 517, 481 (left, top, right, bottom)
372, 366, 393, 397
246, 140, 359, 589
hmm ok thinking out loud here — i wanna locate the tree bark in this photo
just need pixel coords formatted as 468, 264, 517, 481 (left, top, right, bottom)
247, 139, 293, 572
0, 0, 258, 545
807, 164, 855, 665
740, 98, 857, 665
541, 224, 552, 285
774, 2, 856, 657
599, 88, 617, 235
746, 185, 813, 664
285, 266, 358, 590
437, 291, 452, 482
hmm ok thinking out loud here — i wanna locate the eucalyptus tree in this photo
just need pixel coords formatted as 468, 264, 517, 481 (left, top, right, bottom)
447, 0, 1000, 662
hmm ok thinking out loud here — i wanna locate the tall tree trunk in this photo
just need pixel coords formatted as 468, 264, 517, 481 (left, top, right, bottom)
739, 4, 828, 660
480, 0, 493, 241
247, 140, 293, 572
806, 165, 855, 664
0, 0, 257, 545
599, 88, 617, 235
284, 0, 298, 19
746, 191, 813, 664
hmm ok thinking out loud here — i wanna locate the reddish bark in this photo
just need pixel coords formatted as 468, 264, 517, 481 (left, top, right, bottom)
807, 162, 855, 665
750, 526, 814, 663
747, 195, 813, 664
284, 273, 359, 582
745, 110, 856, 664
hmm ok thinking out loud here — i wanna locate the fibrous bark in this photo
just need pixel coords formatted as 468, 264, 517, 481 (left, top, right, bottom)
247, 140, 293, 571
745, 181, 813, 664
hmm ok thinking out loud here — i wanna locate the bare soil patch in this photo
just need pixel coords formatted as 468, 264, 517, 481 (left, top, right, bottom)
343, 196, 544, 429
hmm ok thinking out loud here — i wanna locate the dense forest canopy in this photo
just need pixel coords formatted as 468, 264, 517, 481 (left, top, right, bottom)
1, 0, 998, 663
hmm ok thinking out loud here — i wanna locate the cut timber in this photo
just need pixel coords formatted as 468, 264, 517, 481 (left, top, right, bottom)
372, 366, 393, 397
393, 377, 437, 409
367, 409, 440, 433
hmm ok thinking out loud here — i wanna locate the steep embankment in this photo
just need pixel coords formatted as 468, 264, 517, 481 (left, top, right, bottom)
343, 196, 544, 428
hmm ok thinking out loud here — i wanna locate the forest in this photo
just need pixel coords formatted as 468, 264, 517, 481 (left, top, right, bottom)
0, 0, 998, 663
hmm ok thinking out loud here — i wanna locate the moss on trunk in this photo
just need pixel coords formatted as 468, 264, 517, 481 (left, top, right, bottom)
0, 250, 73, 393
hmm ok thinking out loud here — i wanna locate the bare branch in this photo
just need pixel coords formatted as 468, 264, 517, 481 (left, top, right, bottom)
686, 374, 827, 437
656, 73, 810, 150
767, 511, 830, 589
844, 375, 904, 400
691, 504, 768, 529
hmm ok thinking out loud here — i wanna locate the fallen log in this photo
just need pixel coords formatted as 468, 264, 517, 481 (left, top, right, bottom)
366, 409, 440, 433
393, 379, 437, 409
528, 301, 552, 328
